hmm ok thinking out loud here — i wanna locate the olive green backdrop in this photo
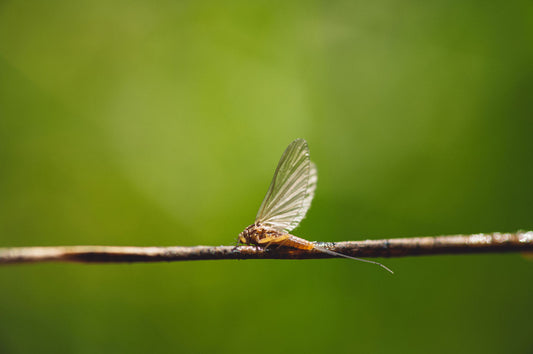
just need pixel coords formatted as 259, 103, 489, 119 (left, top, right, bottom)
1, 1, 532, 353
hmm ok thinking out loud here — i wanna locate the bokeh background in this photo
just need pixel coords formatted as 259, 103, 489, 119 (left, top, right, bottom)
1, 1, 533, 353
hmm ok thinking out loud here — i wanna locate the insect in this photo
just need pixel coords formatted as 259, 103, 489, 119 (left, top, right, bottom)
239, 139, 393, 274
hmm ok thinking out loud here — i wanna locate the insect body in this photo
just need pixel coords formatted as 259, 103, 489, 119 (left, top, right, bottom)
239, 223, 314, 250
239, 139, 393, 274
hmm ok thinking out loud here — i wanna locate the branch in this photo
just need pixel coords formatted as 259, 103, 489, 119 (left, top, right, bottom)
1, 231, 532, 265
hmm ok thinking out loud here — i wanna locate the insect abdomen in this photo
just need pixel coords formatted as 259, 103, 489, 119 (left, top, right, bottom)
284, 235, 315, 250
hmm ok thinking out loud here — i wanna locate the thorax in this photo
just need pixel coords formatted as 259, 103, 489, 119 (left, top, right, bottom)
239, 223, 284, 245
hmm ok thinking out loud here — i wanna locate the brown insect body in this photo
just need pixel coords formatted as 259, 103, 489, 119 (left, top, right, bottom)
239, 223, 315, 250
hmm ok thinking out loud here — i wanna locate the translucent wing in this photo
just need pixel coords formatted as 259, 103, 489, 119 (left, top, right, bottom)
255, 139, 318, 232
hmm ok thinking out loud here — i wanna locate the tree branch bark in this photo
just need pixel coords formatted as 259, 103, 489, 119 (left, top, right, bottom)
1, 231, 532, 265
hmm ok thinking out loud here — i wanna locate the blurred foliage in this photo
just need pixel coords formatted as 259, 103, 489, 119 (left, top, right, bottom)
1, 0, 533, 353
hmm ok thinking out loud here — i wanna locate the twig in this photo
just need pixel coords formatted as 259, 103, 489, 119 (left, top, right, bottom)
1, 231, 532, 265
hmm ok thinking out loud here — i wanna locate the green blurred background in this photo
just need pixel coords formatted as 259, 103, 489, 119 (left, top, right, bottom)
1, 1, 532, 353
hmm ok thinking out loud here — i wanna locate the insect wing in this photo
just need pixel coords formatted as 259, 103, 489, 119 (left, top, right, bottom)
255, 139, 317, 232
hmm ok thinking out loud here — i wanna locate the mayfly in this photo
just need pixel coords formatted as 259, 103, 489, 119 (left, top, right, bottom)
239, 139, 393, 274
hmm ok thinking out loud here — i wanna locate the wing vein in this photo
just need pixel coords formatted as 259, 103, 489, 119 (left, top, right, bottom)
255, 139, 317, 232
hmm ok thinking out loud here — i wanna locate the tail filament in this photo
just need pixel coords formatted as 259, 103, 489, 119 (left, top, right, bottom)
314, 246, 394, 274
